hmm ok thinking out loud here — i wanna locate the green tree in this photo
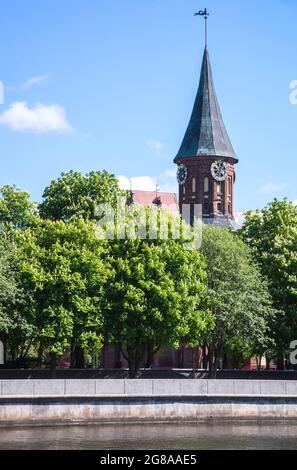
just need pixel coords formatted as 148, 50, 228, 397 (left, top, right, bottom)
103, 207, 211, 378
201, 226, 275, 377
0, 234, 33, 363
0, 185, 38, 229
16, 219, 110, 370
39, 170, 126, 221
240, 199, 297, 368
0, 238, 19, 339
0, 184, 39, 362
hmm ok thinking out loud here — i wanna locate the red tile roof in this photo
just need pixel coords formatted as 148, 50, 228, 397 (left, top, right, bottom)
131, 190, 179, 215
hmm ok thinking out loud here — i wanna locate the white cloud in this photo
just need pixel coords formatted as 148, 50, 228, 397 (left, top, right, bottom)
118, 169, 177, 194
0, 101, 72, 133
147, 139, 164, 157
118, 175, 156, 191
259, 182, 288, 193
21, 74, 50, 90
293, 200, 297, 206
118, 176, 130, 190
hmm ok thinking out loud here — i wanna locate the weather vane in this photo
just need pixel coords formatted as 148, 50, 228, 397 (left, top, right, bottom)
194, 8, 210, 47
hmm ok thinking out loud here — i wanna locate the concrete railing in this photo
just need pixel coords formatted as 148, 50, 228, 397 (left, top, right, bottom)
1, 379, 297, 398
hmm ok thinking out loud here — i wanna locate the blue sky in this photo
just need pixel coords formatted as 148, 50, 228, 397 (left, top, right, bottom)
0, 0, 296, 211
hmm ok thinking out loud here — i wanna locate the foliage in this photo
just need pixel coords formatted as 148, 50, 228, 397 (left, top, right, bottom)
0, 237, 19, 336
39, 170, 126, 221
201, 225, 275, 377
240, 199, 297, 357
0, 185, 38, 229
0, 172, 289, 376
0, 234, 33, 361
15, 219, 110, 358
103, 207, 212, 377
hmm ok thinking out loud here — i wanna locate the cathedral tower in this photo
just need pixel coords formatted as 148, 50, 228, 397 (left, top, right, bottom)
174, 46, 238, 228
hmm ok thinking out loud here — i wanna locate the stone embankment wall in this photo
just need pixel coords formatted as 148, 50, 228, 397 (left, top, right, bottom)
1, 379, 297, 425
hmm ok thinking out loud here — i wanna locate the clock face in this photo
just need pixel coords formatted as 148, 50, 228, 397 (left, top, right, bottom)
176, 164, 188, 185
211, 160, 227, 182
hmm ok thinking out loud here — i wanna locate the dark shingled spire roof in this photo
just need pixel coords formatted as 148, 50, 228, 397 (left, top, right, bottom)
175, 47, 237, 161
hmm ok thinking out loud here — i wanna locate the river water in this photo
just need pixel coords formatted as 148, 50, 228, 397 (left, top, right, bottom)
0, 422, 297, 449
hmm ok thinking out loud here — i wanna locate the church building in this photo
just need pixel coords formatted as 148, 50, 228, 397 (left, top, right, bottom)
127, 44, 239, 229
102, 40, 240, 369
174, 46, 238, 229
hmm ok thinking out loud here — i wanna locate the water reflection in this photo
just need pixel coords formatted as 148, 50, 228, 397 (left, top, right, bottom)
0, 422, 297, 450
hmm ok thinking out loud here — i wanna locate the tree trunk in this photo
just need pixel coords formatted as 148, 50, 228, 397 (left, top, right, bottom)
70, 338, 75, 368
213, 354, 220, 379
277, 353, 284, 370
208, 344, 221, 379
265, 356, 271, 370
38, 345, 43, 368
256, 355, 262, 371
128, 358, 141, 378
145, 343, 154, 369
73, 346, 85, 368
10, 345, 16, 363
114, 344, 122, 369
202, 343, 208, 370
208, 345, 215, 379
99, 345, 105, 369
222, 353, 228, 369
50, 352, 57, 379
127, 348, 145, 378
191, 348, 199, 378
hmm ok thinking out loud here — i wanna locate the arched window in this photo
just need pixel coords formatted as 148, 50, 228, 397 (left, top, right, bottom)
217, 182, 221, 194
228, 177, 232, 194
217, 202, 222, 213
192, 177, 196, 193
182, 185, 186, 195
204, 177, 209, 193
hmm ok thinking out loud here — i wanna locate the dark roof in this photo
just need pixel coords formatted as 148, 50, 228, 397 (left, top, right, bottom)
175, 47, 237, 161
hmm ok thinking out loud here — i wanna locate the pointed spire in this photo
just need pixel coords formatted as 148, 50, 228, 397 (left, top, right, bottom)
175, 47, 237, 161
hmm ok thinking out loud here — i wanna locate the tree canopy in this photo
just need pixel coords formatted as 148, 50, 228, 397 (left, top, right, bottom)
0, 169, 290, 375
39, 170, 126, 221
0, 185, 38, 229
15, 219, 110, 362
0, 237, 19, 338
104, 237, 212, 377
201, 225, 275, 376
240, 199, 297, 363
